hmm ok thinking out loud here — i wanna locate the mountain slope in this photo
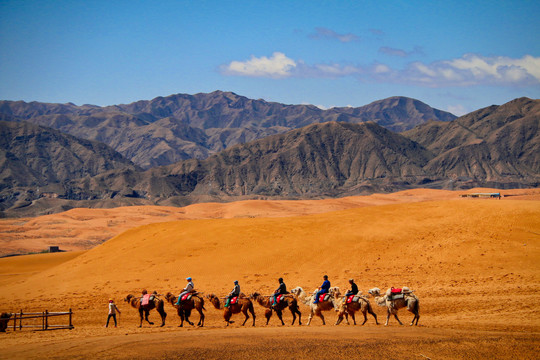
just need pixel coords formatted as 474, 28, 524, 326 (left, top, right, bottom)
66, 121, 433, 204
0, 91, 456, 168
0, 121, 138, 211
403, 97, 540, 181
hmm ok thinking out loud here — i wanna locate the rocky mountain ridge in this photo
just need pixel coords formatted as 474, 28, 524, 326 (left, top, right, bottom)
0, 91, 456, 169
0, 96, 537, 217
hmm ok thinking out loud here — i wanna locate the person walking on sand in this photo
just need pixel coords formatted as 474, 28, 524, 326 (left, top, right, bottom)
106, 299, 121, 328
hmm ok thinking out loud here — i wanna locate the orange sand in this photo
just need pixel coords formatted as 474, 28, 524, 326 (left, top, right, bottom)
0, 188, 538, 359
2, 187, 537, 256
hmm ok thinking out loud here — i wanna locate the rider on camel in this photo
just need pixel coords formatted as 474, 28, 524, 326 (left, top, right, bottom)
272, 277, 288, 307
345, 279, 359, 297
225, 280, 240, 307
174, 277, 194, 306
314, 275, 330, 303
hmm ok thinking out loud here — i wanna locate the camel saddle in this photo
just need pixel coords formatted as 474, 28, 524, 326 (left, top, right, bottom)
272, 294, 285, 305
230, 296, 239, 305
181, 291, 199, 301
346, 295, 361, 304
318, 293, 330, 302
181, 293, 192, 301
141, 294, 153, 306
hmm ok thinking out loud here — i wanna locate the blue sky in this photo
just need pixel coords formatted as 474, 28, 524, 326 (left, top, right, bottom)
1, 1, 539, 115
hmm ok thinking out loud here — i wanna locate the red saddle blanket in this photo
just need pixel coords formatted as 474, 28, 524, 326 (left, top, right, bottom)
319, 293, 330, 302
181, 293, 192, 301
230, 296, 238, 305
141, 294, 151, 306
273, 294, 284, 305
346, 295, 359, 304
391, 288, 402, 295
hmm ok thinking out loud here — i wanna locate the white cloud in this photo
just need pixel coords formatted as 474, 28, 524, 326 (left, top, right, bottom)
221, 53, 540, 87
396, 54, 540, 87
221, 52, 296, 78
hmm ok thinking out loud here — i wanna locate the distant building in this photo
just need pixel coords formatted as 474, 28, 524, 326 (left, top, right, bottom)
460, 193, 501, 199
48, 246, 60, 253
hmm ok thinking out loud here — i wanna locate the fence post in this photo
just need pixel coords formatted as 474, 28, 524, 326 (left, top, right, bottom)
13, 312, 16, 331
69, 308, 73, 329
19, 310, 22, 330
45, 310, 48, 330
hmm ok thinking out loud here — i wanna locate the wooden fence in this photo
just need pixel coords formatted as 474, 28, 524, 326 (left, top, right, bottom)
8, 309, 74, 331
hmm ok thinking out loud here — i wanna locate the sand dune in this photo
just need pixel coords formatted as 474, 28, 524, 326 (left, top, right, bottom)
0, 188, 538, 358
2, 188, 537, 256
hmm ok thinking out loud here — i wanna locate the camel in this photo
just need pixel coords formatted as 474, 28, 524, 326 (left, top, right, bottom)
124, 292, 167, 327
290, 286, 338, 325
332, 288, 378, 326
250, 292, 302, 326
207, 293, 256, 326
0, 312, 11, 332
368, 287, 420, 326
164, 292, 206, 327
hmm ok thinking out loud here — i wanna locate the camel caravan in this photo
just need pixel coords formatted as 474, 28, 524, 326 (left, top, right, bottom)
121, 276, 420, 329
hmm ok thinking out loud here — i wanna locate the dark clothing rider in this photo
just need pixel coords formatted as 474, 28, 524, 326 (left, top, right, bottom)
273, 277, 288, 306
345, 279, 359, 297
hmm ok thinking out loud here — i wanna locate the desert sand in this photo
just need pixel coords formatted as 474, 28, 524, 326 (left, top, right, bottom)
0, 188, 539, 359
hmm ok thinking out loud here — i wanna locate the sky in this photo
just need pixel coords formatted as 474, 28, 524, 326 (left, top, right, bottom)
1, 0, 539, 116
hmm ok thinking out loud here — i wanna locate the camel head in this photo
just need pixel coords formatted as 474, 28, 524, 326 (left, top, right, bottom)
328, 286, 341, 297
290, 287, 304, 297
250, 292, 261, 300
368, 288, 381, 297
124, 294, 135, 303
206, 294, 221, 309
164, 292, 174, 302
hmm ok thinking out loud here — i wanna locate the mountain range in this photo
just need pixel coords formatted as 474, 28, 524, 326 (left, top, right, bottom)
0, 91, 456, 169
0, 93, 538, 217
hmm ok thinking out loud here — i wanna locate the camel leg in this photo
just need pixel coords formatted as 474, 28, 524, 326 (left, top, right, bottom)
160, 309, 167, 327
368, 307, 379, 325
306, 309, 314, 326
185, 308, 194, 326
241, 307, 250, 326
224, 310, 232, 326
197, 309, 205, 327
393, 312, 403, 326
361, 310, 369, 325
138, 308, 144, 327
290, 304, 301, 325
351, 311, 357, 325
317, 310, 326, 325
344, 311, 350, 325
385, 309, 391, 326
264, 309, 272, 325
250, 303, 256, 326
145, 310, 154, 325
177, 308, 184, 327
410, 312, 420, 326
289, 306, 296, 325
276, 309, 285, 326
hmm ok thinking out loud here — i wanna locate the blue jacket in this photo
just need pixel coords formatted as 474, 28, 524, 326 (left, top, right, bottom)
320, 280, 330, 292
